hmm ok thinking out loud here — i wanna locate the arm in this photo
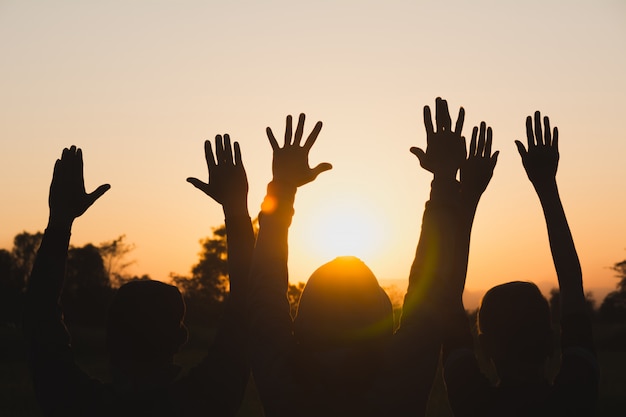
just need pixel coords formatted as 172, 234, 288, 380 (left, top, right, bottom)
23, 146, 110, 416
515, 112, 585, 316
374, 98, 466, 415
248, 114, 331, 416
516, 112, 597, 414
442, 123, 499, 417
184, 135, 255, 414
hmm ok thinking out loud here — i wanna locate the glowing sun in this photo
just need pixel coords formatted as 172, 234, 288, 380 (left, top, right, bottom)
299, 195, 387, 263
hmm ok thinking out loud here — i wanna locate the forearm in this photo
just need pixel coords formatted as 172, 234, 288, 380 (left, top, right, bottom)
376, 178, 461, 415
248, 181, 300, 413
23, 225, 72, 347
535, 181, 585, 316
404, 177, 460, 318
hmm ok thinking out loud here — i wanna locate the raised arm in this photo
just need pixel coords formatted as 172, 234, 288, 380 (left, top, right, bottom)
515, 112, 584, 316
23, 146, 110, 415
442, 123, 500, 417
374, 98, 466, 416
249, 113, 331, 416
184, 135, 254, 414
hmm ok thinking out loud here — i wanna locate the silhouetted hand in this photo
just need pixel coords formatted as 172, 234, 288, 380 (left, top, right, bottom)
187, 134, 248, 210
411, 97, 466, 179
48, 146, 110, 227
515, 111, 559, 190
266, 113, 332, 187
460, 122, 499, 202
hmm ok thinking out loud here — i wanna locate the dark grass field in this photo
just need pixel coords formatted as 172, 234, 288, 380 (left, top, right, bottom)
2, 323, 625, 416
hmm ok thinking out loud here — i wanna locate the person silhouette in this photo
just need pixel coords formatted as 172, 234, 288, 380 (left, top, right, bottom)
248, 101, 473, 416
442, 112, 599, 416
23, 139, 254, 417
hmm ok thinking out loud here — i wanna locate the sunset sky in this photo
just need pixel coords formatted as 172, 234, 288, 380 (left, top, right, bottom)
1, 0, 625, 305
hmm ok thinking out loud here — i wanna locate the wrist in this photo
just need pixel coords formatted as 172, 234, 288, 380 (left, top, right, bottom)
533, 179, 558, 197
221, 197, 249, 217
47, 213, 74, 232
260, 181, 297, 216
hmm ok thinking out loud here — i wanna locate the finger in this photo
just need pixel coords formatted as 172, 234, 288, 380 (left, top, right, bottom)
534, 111, 543, 146
492, 150, 500, 166
525, 116, 534, 148
543, 116, 551, 146
553, 126, 559, 152
284, 115, 293, 147
186, 177, 209, 191
52, 159, 62, 178
61, 147, 71, 161
485, 127, 493, 157
310, 162, 333, 180
294, 113, 305, 146
75, 148, 86, 188
204, 140, 216, 169
87, 183, 111, 205
233, 141, 243, 166
303, 121, 323, 150
423, 106, 434, 141
491, 149, 500, 166
454, 107, 465, 135
515, 140, 527, 158
477, 122, 486, 155
266, 127, 279, 150
215, 135, 224, 163
436, 97, 452, 132
223, 134, 233, 163
409, 147, 426, 163
470, 127, 478, 157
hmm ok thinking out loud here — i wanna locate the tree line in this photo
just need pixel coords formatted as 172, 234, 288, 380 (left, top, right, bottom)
1, 228, 625, 327
0, 222, 307, 327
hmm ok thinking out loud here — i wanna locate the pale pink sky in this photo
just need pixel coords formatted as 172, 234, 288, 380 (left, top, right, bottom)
1, 1, 625, 304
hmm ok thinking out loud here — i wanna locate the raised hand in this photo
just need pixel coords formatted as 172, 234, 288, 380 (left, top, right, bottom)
515, 111, 559, 189
187, 134, 248, 211
460, 122, 499, 202
410, 97, 466, 179
266, 113, 332, 187
48, 146, 110, 227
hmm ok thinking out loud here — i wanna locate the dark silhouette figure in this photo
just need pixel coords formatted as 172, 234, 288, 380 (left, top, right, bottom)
248, 101, 474, 416
23, 140, 254, 417
442, 113, 598, 416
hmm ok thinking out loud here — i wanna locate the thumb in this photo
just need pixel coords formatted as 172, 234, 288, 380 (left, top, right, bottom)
514, 140, 527, 159
310, 162, 333, 181
85, 184, 111, 209
410, 147, 426, 163
186, 177, 208, 192
491, 150, 500, 167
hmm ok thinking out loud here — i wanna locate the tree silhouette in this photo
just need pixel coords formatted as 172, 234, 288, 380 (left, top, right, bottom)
171, 225, 229, 324
599, 256, 626, 322
0, 249, 20, 325
11, 231, 43, 290
62, 243, 114, 325
98, 234, 136, 287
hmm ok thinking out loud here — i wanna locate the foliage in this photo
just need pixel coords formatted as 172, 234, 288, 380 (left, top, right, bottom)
548, 288, 596, 321
171, 225, 230, 324
612, 259, 626, 293
61, 244, 113, 325
600, 257, 626, 322
288, 282, 305, 318
98, 234, 136, 287
11, 231, 43, 290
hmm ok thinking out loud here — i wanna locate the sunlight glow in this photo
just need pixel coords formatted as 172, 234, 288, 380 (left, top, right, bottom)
300, 196, 386, 263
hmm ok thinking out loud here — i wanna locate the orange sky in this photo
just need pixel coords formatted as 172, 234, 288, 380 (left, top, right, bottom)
1, 1, 625, 306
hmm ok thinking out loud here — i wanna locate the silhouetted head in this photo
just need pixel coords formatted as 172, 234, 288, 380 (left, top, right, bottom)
106, 280, 188, 369
478, 281, 553, 375
293, 257, 393, 394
